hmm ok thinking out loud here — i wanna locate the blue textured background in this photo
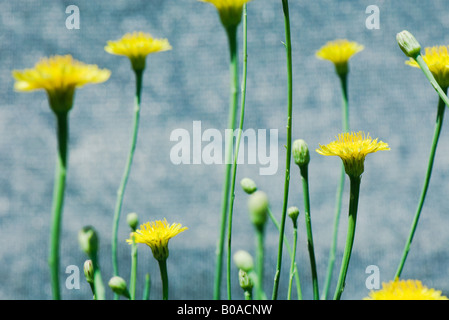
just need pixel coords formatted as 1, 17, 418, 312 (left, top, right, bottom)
2, 0, 449, 300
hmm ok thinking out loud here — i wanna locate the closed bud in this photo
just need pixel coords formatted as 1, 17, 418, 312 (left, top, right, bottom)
83, 260, 94, 284
248, 191, 269, 229
108, 276, 130, 299
293, 139, 310, 167
238, 269, 253, 291
396, 30, 421, 59
127, 212, 139, 230
233, 250, 254, 273
78, 226, 98, 257
287, 206, 300, 223
240, 177, 257, 194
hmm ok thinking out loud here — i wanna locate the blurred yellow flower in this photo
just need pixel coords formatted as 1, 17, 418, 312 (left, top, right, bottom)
127, 219, 187, 261
200, 0, 251, 28
12, 55, 110, 113
365, 279, 448, 300
105, 31, 171, 71
316, 131, 389, 178
316, 39, 364, 75
406, 45, 449, 89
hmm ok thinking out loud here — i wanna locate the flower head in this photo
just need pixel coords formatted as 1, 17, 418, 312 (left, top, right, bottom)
316, 39, 364, 75
105, 31, 172, 71
365, 279, 448, 300
12, 55, 110, 113
316, 131, 390, 178
200, 0, 251, 28
127, 219, 187, 261
406, 45, 449, 89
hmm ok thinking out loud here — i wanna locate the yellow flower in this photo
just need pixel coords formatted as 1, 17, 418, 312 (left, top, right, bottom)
406, 45, 449, 89
200, 0, 251, 28
12, 55, 110, 113
365, 279, 448, 300
316, 39, 364, 75
316, 131, 390, 178
127, 219, 187, 261
105, 31, 171, 71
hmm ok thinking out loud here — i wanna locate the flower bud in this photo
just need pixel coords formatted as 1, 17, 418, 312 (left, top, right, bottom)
238, 269, 253, 291
293, 139, 310, 168
240, 177, 257, 194
108, 276, 130, 299
127, 212, 139, 231
78, 226, 98, 257
248, 191, 269, 229
396, 30, 421, 58
83, 260, 94, 284
233, 250, 254, 273
287, 206, 300, 223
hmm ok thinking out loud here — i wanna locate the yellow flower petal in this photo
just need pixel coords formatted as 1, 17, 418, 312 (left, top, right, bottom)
200, 0, 251, 28
406, 45, 449, 89
316, 131, 389, 178
365, 279, 448, 300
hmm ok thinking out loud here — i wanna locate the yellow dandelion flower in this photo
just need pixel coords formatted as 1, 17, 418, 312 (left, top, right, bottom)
127, 219, 187, 261
316, 39, 364, 75
12, 55, 110, 113
316, 131, 390, 178
105, 31, 171, 71
200, 0, 251, 28
406, 45, 449, 90
365, 279, 448, 300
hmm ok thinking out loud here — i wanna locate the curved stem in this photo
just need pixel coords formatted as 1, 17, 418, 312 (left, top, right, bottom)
322, 72, 349, 300
213, 25, 239, 300
143, 273, 151, 300
300, 165, 319, 300
415, 56, 449, 108
395, 93, 446, 279
49, 111, 69, 300
158, 259, 169, 300
112, 69, 143, 282
272, 0, 293, 300
91, 253, 106, 300
226, 5, 248, 300
333, 175, 361, 300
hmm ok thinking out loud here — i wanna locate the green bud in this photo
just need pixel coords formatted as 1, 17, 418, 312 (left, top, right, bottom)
240, 177, 257, 194
83, 260, 94, 284
127, 212, 139, 230
287, 206, 300, 223
108, 276, 130, 299
78, 226, 99, 257
248, 191, 269, 228
238, 269, 253, 291
233, 250, 254, 273
292, 139, 310, 167
396, 30, 421, 58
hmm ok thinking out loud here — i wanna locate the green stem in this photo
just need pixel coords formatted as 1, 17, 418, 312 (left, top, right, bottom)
272, 0, 293, 300
268, 207, 302, 299
333, 175, 361, 300
395, 92, 447, 279
158, 259, 169, 300
255, 227, 265, 300
49, 111, 69, 300
244, 290, 253, 300
226, 5, 248, 300
130, 234, 138, 300
415, 55, 449, 108
91, 254, 106, 300
300, 165, 319, 300
213, 25, 239, 300
287, 220, 298, 300
112, 69, 143, 283
322, 72, 349, 300
143, 273, 151, 300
